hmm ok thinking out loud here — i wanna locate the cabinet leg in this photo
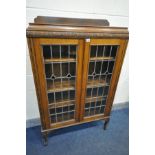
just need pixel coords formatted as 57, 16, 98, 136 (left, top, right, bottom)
42, 132, 48, 146
103, 118, 110, 130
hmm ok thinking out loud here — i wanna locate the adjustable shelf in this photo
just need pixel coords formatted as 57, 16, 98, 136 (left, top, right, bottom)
44, 58, 76, 63
90, 56, 115, 61
47, 80, 75, 93
87, 79, 109, 88
85, 96, 107, 103
47, 78, 109, 93
48, 99, 75, 109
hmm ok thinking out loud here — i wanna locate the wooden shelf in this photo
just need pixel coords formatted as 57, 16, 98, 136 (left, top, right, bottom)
45, 58, 76, 63
49, 99, 75, 109
85, 96, 106, 103
87, 79, 109, 88
90, 56, 114, 61
47, 79, 108, 93
44, 56, 113, 63
47, 80, 75, 93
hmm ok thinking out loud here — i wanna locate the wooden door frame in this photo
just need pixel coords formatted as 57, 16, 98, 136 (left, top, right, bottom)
79, 38, 128, 121
27, 38, 50, 130
27, 38, 84, 130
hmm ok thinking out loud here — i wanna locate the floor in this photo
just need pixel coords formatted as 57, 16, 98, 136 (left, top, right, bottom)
26, 108, 129, 155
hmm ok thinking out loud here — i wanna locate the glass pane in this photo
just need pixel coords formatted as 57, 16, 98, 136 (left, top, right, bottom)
84, 45, 119, 117
52, 45, 60, 58
70, 45, 76, 59
104, 46, 111, 57
43, 46, 51, 59
61, 45, 69, 58
62, 112, 69, 121
90, 46, 97, 57
111, 45, 118, 58
51, 115, 56, 123
97, 46, 104, 57
42, 44, 77, 124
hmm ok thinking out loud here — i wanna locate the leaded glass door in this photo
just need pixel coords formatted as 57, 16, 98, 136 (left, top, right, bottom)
33, 39, 83, 128
80, 39, 125, 121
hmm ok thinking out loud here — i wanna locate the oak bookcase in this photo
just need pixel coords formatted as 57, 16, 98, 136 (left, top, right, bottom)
26, 16, 129, 145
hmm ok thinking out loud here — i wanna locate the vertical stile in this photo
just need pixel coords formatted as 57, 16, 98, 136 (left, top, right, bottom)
94, 46, 105, 115
60, 45, 64, 121
68, 45, 71, 120
89, 46, 98, 115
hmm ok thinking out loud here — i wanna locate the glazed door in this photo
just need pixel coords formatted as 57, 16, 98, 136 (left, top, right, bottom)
80, 39, 128, 121
33, 39, 84, 129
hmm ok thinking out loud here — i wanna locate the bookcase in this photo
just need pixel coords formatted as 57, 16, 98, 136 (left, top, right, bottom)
27, 16, 129, 145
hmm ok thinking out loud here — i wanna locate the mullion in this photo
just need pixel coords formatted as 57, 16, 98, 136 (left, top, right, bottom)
93, 45, 101, 115
53, 92, 57, 122
74, 46, 77, 119
68, 45, 71, 120
105, 46, 118, 83
60, 46, 63, 99
100, 46, 118, 114
49, 46, 55, 91
94, 46, 105, 115
103, 46, 113, 87
99, 46, 113, 114
58, 45, 63, 121
49, 45, 57, 123
89, 46, 98, 116
68, 45, 71, 98
86, 47, 91, 116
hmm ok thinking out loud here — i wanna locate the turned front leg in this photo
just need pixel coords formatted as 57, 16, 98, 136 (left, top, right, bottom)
42, 131, 48, 146
103, 118, 110, 130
